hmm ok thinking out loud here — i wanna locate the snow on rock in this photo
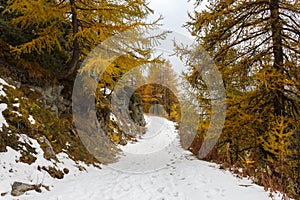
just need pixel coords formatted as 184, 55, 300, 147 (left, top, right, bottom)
110, 113, 117, 121
0, 78, 10, 86
0, 116, 285, 200
13, 103, 20, 108
0, 85, 6, 97
0, 78, 9, 97
0, 78, 16, 97
0, 103, 9, 131
0, 78, 16, 130
0, 134, 92, 199
28, 115, 36, 125
12, 110, 22, 117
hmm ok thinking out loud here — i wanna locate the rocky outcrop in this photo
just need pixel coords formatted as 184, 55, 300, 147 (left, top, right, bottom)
32, 85, 71, 117
38, 136, 57, 160
11, 182, 40, 196
2, 76, 71, 117
111, 86, 146, 138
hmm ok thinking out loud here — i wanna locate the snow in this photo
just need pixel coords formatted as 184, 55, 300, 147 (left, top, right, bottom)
100, 88, 112, 95
0, 103, 9, 131
0, 116, 284, 200
12, 111, 22, 117
66, 142, 71, 147
120, 116, 177, 154
0, 78, 13, 130
0, 78, 16, 95
0, 78, 9, 97
110, 113, 117, 121
0, 78, 10, 86
0, 85, 6, 97
28, 115, 36, 125
0, 135, 89, 198
13, 103, 20, 108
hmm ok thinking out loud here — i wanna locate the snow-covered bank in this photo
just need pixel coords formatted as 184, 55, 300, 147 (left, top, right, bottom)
0, 114, 285, 200
0, 78, 12, 131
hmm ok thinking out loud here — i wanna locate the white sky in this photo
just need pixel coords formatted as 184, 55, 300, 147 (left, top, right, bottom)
148, 0, 195, 36
144, 0, 198, 77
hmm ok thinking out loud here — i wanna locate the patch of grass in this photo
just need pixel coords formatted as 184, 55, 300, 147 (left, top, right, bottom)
19, 151, 37, 165
41, 166, 64, 179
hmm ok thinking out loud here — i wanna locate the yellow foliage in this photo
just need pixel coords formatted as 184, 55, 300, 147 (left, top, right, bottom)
5, 0, 164, 73
260, 116, 294, 163
109, 133, 121, 144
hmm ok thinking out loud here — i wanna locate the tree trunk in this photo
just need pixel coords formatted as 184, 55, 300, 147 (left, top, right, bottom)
63, 0, 80, 78
270, 0, 285, 116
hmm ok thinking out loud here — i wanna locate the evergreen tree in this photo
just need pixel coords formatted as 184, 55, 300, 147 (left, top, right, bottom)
183, 0, 299, 197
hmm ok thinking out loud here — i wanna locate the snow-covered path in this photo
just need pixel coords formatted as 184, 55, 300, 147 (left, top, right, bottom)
0, 116, 283, 200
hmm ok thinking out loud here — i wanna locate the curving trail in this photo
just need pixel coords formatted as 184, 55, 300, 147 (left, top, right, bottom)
0, 116, 283, 200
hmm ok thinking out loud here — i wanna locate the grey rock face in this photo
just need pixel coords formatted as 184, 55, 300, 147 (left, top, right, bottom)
11, 182, 38, 196
32, 85, 71, 117
111, 86, 146, 138
39, 136, 57, 160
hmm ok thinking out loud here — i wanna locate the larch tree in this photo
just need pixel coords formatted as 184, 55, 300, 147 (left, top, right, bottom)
4, 0, 168, 163
137, 60, 179, 118
183, 0, 299, 197
187, 0, 299, 118
4, 0, 163, 77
